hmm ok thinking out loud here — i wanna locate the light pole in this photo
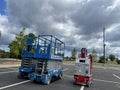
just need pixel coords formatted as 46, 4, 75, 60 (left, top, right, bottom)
103, 27, 106, 64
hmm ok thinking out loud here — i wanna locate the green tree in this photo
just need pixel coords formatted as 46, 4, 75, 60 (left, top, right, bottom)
116, 58, 120, 64
4, 52, 10, 58
71, 48, 77, 61
9, 28, 25, 58
0, 49, 10, 58
9, 41, 19, 58
109, 54, 115, 61
28, 33, 35, 38
64, 56, 69, 61
98, 56, 105, 63
9, 28, 36, 58
92, 49, 98, 62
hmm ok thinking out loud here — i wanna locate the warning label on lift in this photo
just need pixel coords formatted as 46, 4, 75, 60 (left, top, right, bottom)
51, 55, 63, 59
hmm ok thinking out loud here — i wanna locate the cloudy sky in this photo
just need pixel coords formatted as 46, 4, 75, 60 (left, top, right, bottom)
0, 0, 120, 57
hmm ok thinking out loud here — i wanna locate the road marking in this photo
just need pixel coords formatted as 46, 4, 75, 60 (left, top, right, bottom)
0, 66, 19, 69
8, 67, 18, 70
64, 75, 73, 78
80, 86, 84, 90
64, 74, 120, 85
64, 75, 84, 90
113, 74, 120, 80
63, 68, 69, 71
93, 79, 120, 84
0, 80, 30, 90
116, 84, 120, 88
0, 71, 18, 74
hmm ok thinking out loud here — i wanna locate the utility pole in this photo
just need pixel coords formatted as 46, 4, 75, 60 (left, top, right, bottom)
103, 27, 106, 64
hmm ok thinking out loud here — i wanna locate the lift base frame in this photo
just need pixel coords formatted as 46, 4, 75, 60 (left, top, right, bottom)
74, 74, 92, 87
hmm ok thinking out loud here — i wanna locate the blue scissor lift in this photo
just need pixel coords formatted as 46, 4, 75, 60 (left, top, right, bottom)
18, 35, 65, 84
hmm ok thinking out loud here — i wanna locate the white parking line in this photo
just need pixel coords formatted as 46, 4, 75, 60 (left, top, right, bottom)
116, 84, 120, 89
113, 74, 120, 80
64, 74, 120, 85
64, 75, 73, 78
80, 86, 84, 90
0, 80, 30, 90
8, 67, 18, 70
64, 75, 84, 90
63, 68, 69, 71
0, 71, 18, 74
93, 79, 120, 84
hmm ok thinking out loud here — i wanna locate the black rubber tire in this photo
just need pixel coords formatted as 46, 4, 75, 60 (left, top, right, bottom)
33, 80, 37, 83
17, 74, 21, 79
73, 81, 77, 85
86, 81, 91, 87
17, 73, 22, 79
59, 72, 63, 79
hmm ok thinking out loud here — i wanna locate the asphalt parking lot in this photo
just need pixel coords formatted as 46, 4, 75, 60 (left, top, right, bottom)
0, 65, 120, 90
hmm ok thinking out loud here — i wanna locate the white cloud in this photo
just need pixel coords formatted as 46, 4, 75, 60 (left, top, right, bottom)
0, 0, 120, 58
0, 15, 13, 44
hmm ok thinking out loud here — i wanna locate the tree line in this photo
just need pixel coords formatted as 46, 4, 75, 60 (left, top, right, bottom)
0, 28, 35, 59
65, 48, 120, 64
0, 29, 120, 64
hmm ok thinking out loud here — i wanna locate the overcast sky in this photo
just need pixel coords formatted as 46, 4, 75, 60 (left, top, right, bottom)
0, 0, 120, 57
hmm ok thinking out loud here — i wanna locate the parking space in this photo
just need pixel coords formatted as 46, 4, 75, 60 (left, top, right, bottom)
0, 65, 120, 90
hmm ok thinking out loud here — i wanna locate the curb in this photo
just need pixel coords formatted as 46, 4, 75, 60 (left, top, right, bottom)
0, 64, 20, 68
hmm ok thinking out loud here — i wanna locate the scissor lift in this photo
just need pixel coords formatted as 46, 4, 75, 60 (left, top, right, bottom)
18, 35, 65, 85
74, 48, 93, 87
